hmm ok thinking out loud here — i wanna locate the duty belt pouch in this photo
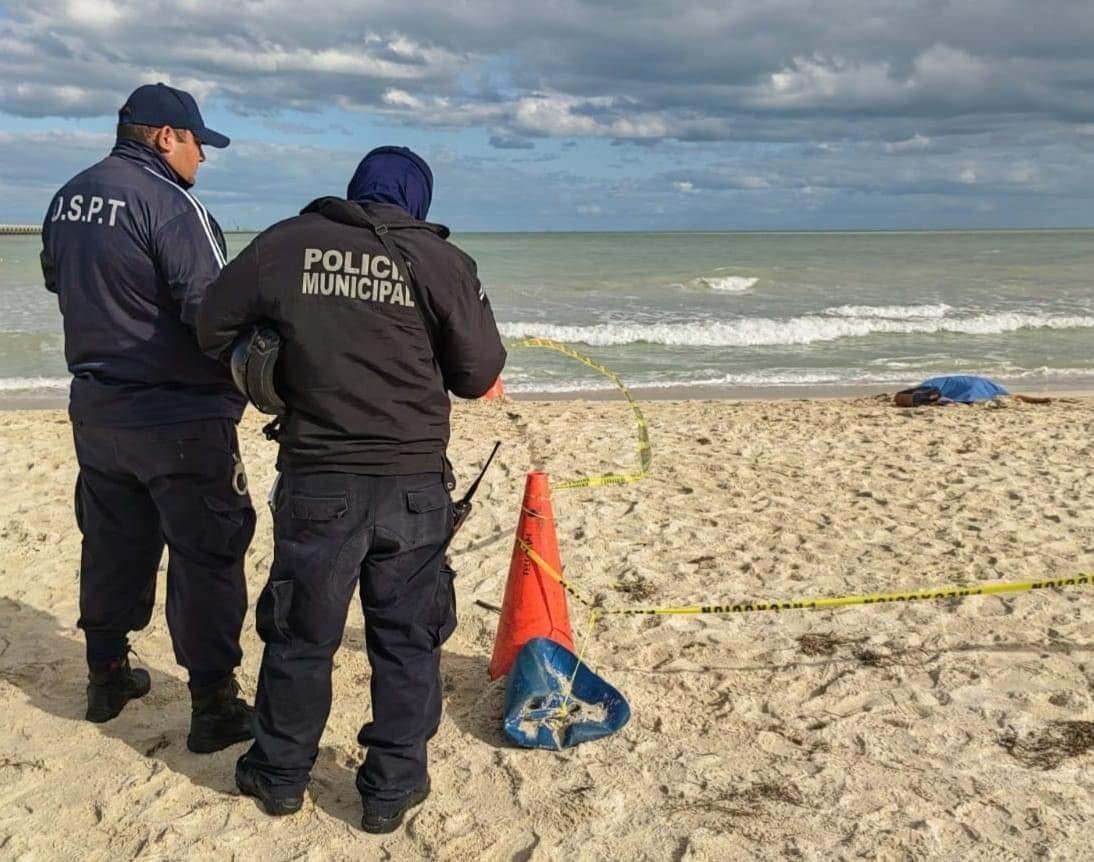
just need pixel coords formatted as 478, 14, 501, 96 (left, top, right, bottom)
230, 325, 287, 428
244, 328, 286, 415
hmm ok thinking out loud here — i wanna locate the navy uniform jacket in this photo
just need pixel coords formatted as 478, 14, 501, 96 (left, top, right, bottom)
197, 197, 506, 476
41, 140, 245, 427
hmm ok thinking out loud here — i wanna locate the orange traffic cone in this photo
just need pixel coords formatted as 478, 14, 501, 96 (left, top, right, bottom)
488, 471, 574, 679
482, 376, 506, 400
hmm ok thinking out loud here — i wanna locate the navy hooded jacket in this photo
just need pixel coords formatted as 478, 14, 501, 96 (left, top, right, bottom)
197, 191, 506, 475
347, 146, 433, 221
41, 139, 245, 427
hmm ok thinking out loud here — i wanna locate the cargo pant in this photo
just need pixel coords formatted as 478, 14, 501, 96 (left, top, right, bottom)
243, 471, 456, 812
72, 419, 254, 677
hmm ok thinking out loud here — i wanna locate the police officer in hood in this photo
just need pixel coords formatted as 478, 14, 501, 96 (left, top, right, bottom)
197, 146, 506, 831
40, 83, 256, 752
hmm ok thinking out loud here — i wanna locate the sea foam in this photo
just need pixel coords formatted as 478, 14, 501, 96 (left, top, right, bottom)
498, 311, 1094, 348
690, 275, 759, 293
826, 303, 952, 319
0, 376, 69, 392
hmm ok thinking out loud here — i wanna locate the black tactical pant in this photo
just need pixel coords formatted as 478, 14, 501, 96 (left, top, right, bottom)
72, 419, 254, 677
243, 471, 455, 812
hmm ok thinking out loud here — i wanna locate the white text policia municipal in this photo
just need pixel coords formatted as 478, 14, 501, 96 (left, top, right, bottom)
300, 248, 415, 307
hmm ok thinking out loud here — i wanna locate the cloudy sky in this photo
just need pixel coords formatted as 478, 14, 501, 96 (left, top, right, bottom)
2, 0, 1093, 230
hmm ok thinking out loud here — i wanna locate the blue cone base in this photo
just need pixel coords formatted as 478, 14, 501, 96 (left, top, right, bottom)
503, 637, 631, 749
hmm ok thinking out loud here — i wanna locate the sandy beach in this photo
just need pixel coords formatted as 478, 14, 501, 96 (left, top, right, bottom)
1, 395, 1092, 860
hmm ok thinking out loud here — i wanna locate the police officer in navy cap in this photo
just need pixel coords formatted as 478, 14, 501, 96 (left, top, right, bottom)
197, 146, 506, 831
40, 83, 256, 752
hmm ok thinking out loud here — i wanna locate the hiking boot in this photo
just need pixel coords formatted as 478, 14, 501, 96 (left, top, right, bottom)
360, 778, 431, 834
235, 755, 304, 817
186, 675, 255, 753
86, 656, 151, 723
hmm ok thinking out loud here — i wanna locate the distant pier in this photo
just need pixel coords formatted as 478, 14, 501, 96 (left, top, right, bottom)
0, 225, 41, 235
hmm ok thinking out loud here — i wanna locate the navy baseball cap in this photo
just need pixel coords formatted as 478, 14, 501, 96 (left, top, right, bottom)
118, 83, 230, 148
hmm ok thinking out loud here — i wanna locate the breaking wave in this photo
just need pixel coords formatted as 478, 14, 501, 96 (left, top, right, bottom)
826, 303, 952, 319
690, 275, 759, 293
498, 311, 1094, 348
501, 365, 1094, 394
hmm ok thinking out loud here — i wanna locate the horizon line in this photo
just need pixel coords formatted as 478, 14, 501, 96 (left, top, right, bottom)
4, 224, 1094, 236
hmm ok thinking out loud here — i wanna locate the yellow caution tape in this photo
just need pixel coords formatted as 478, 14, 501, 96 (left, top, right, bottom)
505, 340, 1091, 620
516, 536, 1092, 616
510, 337, 651, 489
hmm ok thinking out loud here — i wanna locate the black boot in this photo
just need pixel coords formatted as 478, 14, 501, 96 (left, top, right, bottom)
86, 656, 151, 723
186, 676, 255, 753
236, 755, 304, 816
360, 778, 431, 834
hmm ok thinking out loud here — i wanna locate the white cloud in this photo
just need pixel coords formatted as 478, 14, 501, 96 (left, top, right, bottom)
382, 89, 426, 109
64, 0, 126, 27
1, 0, 1092, 144
761, 55, 903, 108
911, 44, 993, 91
184, 44, 448, 79
885, 134, 930, 153
510, 94, 668, 139
2, 1, 1094, 227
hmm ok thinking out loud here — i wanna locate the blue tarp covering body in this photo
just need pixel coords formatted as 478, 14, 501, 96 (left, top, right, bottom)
503, 637, 631, 749
920, 375, 1009, 403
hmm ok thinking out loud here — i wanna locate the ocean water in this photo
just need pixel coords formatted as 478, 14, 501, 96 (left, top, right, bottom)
3, 229, 1093, 397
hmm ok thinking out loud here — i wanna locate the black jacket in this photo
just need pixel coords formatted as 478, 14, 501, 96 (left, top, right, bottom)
196, 197, 506, 475
41, 140, 245, 426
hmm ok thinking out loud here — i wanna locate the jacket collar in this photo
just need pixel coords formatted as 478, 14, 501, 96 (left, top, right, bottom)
110, 139, 192, 190
300, 197, 450, 239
